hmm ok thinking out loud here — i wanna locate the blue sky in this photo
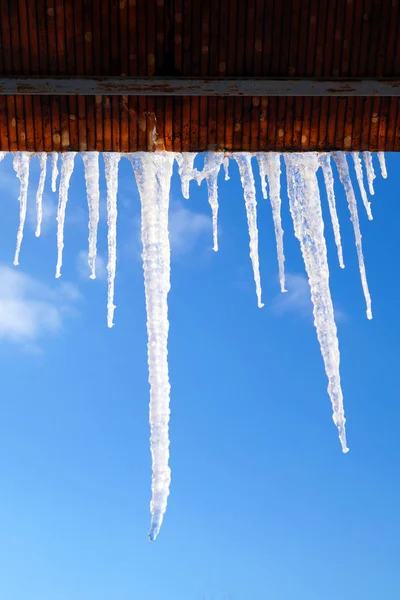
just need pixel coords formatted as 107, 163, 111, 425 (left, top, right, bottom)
0, 151, 398, 600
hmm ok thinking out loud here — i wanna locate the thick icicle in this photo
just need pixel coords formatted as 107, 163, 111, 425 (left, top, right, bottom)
377, 152, 387, 179
177, 152, 197, 199
258, 153, 287, 292
285, 153, 349, 453
233, 153, 264, 307
82, 152, 100, 279
351, 152, 373, 220
35, 152, 47, 237
56, 153, 76, 278
197, 153, 224, 252
131, 152, 175, 542
0, 151, 6, 162
319, 154, 345, 269
333, 152, 372, 320
362, 151, 376, 195
104, 153, 121, 328
51, 152, 59, 192
13, 152, 31, 266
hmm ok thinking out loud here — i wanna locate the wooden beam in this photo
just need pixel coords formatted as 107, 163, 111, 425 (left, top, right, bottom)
1, 77, 400, 96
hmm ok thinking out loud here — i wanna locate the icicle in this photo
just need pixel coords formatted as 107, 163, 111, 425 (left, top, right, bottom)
362, 151, 376, 195
56, 152, 76, 278
0, 151, 6, 163
257, 153, 268, 200
177, 152, 197, 199
35, 152, 47, 237
233, 153, 264, 308
319, 154, 345, 269
104, 153, 120, 328
351, 152, 373, 220
82, 152, 100, 279
285, 153, 348, 453
377, 152, 387, 179
333, 152, 372, 320
13, 152, 31, 266
258, 153, 287, 292
131, 152, 175, 543
223, 155, 230, 180
197, 153, 224, 252
51, 152, 59, 192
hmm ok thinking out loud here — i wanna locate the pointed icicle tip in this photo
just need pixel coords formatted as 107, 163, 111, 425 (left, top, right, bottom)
148, 520, 161, 543
233, 153, 264, 308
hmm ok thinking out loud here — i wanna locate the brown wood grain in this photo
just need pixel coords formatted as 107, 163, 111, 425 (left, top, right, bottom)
0, 0, 399, 151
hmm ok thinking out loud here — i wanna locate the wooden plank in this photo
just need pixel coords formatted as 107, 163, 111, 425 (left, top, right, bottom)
137, 0, 147, 149
173, 95, 182, 151
217, 0, 228, 149
65, 0, 78, 150
128, 0, 137, 151
225, 0, 237, 151
386, 97, 398, 151
0, 14, 9, 150
164, 95, 173, 151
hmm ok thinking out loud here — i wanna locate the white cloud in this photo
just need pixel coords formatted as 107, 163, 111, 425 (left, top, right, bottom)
271, 272, 346, 322
122, 200, 212, 261
169, 201, 211, 255
272, 273, 313, 319
77, 250, 107, 281
26, 190, 57, 236
0, 265, 81, 348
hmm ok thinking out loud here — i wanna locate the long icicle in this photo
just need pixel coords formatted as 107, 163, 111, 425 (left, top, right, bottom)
35, 152, 47, 237
362, 151, 376, 195
82, 152, 100, 279
319, 153, 345, 269
104, 152, 121, 328
51, 151, 59, 192
285, 153, 349, 453
351, 152, 373, 220
56, 152, 76, 278
264, 153, 287, 292
197, 153, 224, 251
377, 152, 387, 179
256, 153, 268, 200
131, 152, 175, 542
333, 152, 372, 320
233, 153, 264, 307
13, 152, 31, 266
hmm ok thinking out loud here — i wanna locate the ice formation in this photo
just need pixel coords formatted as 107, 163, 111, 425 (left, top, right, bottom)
319, 153, 345, 269
352, 152, 373, 220
0, 149, 388, 540
378, 152, 387, 179
12, 152, 30, 266
333, 152, 373, 320
82, 152, 100, 279
104, 153, 121, 328
56, 153, 76, 278
35, 152, 47, 238
257, 153, 287, 292
131, 153, 175, 543
51, 151, 59, 192
363, 151, 376, 195
197, 153, 224, 252
233, 152, 264, 308
286, 154, 348, 453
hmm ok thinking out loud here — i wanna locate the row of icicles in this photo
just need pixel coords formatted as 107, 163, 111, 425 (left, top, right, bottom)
0, 149, 388, 541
